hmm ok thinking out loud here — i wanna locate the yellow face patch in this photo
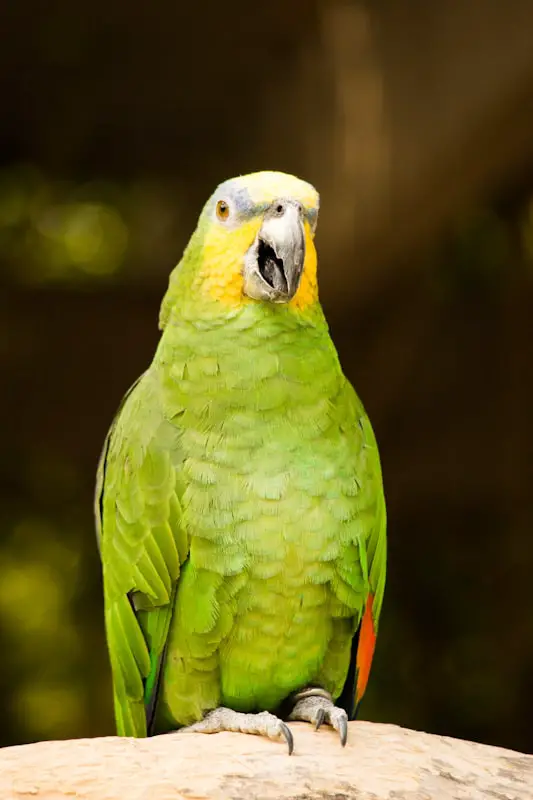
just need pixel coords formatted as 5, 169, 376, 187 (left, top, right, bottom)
196, 217, 318, 311
194, 217, 262, 307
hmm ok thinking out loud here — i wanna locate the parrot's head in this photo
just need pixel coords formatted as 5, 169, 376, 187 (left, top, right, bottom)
160, 171, 320, 327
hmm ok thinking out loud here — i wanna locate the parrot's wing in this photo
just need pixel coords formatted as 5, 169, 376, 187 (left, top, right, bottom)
337, 406, 387, 720
96, 372, 188, 736
95, 374, 145, 556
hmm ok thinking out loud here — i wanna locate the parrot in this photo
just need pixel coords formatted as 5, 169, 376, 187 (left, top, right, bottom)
95, 171, 386, 753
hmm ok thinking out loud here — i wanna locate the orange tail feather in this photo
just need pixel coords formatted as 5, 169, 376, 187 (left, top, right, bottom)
355, 594, 376, 701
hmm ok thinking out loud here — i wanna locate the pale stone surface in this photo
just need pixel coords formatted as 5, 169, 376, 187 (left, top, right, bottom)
0, 721, 532, 800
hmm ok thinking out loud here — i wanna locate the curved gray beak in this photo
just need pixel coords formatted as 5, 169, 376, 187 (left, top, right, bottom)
243, 199, 305, 303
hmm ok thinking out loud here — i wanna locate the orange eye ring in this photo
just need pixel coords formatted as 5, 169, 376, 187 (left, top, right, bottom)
216, 200, 230, 221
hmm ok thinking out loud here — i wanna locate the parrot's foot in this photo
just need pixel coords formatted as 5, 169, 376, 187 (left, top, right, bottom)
180, 707, 294, 754
288, 687, 348, 746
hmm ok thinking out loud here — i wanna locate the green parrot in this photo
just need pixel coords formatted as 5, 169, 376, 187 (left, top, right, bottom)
96, 171, 386, 752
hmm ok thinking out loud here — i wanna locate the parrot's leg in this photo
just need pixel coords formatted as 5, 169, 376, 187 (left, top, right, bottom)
287, 687, 348, 746
179, 707, 294, 754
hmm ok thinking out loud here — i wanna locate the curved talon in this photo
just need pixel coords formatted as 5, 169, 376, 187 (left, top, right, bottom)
328, 708, 348, 746
289, 690, 349, 747
314, 707, 325, 731
281, 722, 294, 755
338, 715, 348, 747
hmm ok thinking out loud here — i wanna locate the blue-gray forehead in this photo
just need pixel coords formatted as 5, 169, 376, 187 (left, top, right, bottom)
211, 182, 265, 217
207, 179, 319, 225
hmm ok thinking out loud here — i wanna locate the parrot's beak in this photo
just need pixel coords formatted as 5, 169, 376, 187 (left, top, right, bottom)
243, 200, 305, 303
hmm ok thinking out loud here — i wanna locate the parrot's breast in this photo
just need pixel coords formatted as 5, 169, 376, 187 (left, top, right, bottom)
156, 311, 372, 724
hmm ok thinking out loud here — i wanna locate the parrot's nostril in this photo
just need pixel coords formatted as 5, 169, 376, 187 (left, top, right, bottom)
272, 201, 302, 217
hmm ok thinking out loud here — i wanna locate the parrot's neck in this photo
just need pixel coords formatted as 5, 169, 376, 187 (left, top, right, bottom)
153, 302, 345, 424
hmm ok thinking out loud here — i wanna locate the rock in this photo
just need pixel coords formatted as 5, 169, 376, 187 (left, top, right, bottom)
0, 721, 531, 800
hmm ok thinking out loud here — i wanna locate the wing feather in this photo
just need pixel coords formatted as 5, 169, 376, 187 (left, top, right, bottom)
337, 392, 387, 720
96, 371, 188, 736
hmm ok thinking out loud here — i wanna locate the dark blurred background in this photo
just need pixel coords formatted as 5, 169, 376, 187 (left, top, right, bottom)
1, 0, 532, 754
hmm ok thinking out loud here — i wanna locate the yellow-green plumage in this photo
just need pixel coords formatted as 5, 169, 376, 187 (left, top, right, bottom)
96, 171, 386, 738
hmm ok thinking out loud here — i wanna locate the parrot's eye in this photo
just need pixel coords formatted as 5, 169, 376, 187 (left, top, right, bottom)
216, 200, 230, 221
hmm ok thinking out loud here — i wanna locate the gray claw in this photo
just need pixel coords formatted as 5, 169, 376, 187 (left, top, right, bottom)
338, 715, 348, 747
281, 721, 294, 755
314, 707, 325, 731
288, 691, 349, 746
